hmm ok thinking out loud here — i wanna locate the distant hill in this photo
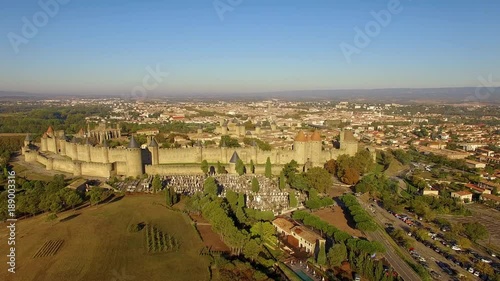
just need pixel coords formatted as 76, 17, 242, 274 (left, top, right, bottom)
1, 87, 499, 103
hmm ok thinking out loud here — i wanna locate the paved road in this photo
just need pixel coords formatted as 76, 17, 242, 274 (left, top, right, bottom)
353, 198, 422, 281
366, 199, 477, 280
367, 229, 422, 281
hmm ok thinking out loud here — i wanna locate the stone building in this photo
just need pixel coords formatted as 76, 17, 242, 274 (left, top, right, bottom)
22, 126, 361, 178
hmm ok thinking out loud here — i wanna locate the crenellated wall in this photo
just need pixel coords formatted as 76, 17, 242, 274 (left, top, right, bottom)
81, 162, 114, 178
108, 149, 127, 163
52, 158, 75, 174
158, 147, 201, 164
28, 129, 362, 177
89, 146, 108, 163
145, 164, 204, 175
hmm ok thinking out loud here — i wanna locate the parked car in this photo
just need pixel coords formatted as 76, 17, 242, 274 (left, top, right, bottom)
481, 258, 493, 264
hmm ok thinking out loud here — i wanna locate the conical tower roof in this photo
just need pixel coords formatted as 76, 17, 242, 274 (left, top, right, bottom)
229, 151, 240, 163
46, 126, 54, 134
148, 138, 158, 147
343, 130, 357, 142
311, 131, 321, 141
128, 135, 140, 148
295, 131, 307, 142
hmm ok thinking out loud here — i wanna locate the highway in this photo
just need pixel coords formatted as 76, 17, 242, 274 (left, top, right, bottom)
354, 198, 422, 281
367, 229, 422, 281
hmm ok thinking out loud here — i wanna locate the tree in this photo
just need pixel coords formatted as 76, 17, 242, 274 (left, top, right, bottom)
201, 160, 209, 174
251, 178, 260, 193
457, 237, 471, 249
392, 149, 412, 165
220, 135, 240, 148
216, 161, 225, 174
152, 175, 161, 194
265, 157, 272, 178
88, 188, 104, 205
203, 177, 218, 198
341, 167, 360, 185
17, 192, 40, 216
242, 239, 261, 261
279, 171, 286, 190
290, 174, 310, 191
170, 186, 177, 205
379, 151, 393, 168
236, 159, 245, 176
324, 159, 337, 174
165, 187, 172, 206
414, 228, 429, 242
249, 160, 255, 174
327, 243, 347, 267
353, 150, 374, 173
463, 222, 489, 242
250, 222, 275, 243
316, 242, 327, 265
336, 154, 353, 179
283, 160, 298, 180
475, 262, 495, 277
64, 191, 83, 209
305, 167, 333, 193
289, 192, 298, 208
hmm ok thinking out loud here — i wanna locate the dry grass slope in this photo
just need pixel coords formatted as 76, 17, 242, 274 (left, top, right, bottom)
0, 195, 211, 281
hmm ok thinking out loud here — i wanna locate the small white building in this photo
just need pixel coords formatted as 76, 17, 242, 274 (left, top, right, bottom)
451, 190, 473, 203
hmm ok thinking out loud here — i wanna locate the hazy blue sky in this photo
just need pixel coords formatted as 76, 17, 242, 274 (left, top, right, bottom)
1, 0, 499, 95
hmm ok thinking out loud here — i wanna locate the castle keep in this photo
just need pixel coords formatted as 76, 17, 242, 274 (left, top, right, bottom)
22, 126, 359, 178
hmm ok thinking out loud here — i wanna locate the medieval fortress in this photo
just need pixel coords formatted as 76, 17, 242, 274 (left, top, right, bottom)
21, 124, 359, 178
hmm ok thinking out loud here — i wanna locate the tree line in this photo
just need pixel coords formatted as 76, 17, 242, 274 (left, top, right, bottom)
0, 175, 110, 221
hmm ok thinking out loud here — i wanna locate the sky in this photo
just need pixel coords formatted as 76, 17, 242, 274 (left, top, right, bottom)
1, 0, 499, 95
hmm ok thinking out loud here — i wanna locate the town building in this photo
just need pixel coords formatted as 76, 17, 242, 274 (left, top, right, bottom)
272, 218, 326, 254
451, 190, 473, 203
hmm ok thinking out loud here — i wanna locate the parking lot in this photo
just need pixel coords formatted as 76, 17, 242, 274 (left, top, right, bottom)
112, 176, 153, 193
364, 198, 488, 280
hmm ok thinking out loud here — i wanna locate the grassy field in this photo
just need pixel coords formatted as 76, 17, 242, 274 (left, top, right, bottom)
313, 206, 365, 238
0, 195, 211, 281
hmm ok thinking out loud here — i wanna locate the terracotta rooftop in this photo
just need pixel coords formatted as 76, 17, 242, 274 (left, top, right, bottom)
481, 193, 500, 202
465, 183, 486, 193
272, 218, 294, 233
452, 190, 473, 196
295, 131, 307, 142
343, 130, 356, 142
310, 131, 321, 141
291, 226, 323, 244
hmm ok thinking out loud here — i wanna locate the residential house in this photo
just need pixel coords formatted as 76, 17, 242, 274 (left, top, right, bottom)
451, 190, 473, 203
